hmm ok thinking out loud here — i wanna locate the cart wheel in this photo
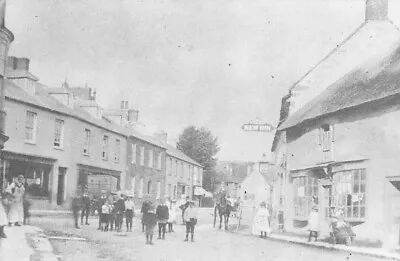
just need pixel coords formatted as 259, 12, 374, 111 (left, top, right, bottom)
345, 236, 352, 246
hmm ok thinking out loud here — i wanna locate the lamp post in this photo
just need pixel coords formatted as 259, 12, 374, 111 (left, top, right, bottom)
0, 1, 13, 194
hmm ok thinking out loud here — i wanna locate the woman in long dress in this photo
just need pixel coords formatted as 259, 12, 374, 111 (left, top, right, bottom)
167, 198, 177, 232
252, 202, 271, 238
7, 175, 25, 226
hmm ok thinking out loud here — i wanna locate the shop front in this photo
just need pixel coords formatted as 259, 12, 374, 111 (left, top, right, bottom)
290, 159, 368, 238
77, 164, 121, 197
0, 151, 58, 208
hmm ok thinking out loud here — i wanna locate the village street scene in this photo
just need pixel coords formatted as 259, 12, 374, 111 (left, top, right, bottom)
1, 0, 400, 260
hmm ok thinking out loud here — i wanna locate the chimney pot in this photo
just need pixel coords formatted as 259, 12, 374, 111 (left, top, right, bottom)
365, 0, 388, 21
121, 101, 125, 109
127, 109, 139, 122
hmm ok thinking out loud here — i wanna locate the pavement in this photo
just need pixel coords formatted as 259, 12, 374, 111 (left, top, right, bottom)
0, 225, 58, 261
3, 208, 400, 261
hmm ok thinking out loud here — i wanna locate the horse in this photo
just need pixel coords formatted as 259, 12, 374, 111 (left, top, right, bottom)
213, 199, 232, 230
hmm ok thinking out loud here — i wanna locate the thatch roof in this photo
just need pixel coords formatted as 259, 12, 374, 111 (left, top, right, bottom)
279, 42, 400, 130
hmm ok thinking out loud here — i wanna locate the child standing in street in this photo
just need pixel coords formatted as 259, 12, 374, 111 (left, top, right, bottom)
124, 194, 135, 232
156, 198, 169, 239
183, 200, 197, 242
143, 202, 157, 245
101, 200, 112, 232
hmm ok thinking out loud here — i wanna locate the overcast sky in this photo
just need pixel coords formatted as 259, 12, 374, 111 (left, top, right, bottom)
6, 0, 400, 161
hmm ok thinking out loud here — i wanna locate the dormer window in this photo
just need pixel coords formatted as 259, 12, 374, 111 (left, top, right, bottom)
318, 124, 334, 163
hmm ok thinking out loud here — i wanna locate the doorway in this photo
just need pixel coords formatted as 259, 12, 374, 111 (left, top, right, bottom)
57, 167, 67, 205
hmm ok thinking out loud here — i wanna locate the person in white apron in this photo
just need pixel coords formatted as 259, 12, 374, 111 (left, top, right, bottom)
252, 202, 271, 238
7, 175, 25, 226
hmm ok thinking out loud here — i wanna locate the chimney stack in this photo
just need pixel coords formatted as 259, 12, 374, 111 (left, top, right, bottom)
120, 100, 129, 109
127, 109, 139, 122
365, 0, 388, 21
7, 57, 30, 71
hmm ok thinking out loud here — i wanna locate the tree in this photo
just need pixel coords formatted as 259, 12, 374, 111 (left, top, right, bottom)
176, 126, 220, 192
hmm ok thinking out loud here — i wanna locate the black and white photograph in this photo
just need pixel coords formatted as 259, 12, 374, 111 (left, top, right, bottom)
1, 0, 400, 260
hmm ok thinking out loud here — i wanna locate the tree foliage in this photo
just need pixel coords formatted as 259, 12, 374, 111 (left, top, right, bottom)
176, 126, 220, 192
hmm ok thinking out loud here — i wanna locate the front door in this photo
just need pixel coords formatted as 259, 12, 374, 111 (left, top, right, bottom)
57, 167, 67, 205
319, 184, 332, 237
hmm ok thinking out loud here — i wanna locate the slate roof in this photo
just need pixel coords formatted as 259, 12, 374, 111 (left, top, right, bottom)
6, 69, 39, 81
5, 79, 166, 149
165, 144, 202, 167
278, 42, 400, 130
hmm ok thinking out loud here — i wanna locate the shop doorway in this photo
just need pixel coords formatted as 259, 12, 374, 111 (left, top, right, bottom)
57, 167, 67, 205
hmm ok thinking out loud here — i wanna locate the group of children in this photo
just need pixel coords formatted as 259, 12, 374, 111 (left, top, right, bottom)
141, 195, 197, 245
98, 193, 135, 232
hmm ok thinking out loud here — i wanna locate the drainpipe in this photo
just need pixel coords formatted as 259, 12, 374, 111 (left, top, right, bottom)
0, 1, 14, 194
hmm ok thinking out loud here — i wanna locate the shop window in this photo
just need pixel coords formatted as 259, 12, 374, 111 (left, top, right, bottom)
318, 124, 334, 163
332, 169, 366, 220
83, 129, 91, 155
54, 119, 64, 148
25, 169, 50, 197
293, 176, 318, 218
25, 111, 37, 143
7, 160, 50, 198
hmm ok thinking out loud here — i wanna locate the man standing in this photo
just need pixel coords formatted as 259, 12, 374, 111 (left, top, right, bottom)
156, 198, 169, 239
71, 192, 82, 229
141, 195, 151, 233
81, 186, 91, 226
114, 192, 125, 232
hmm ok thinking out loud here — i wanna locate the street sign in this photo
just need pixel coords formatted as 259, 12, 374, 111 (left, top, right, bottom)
241, 122, 275, 132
